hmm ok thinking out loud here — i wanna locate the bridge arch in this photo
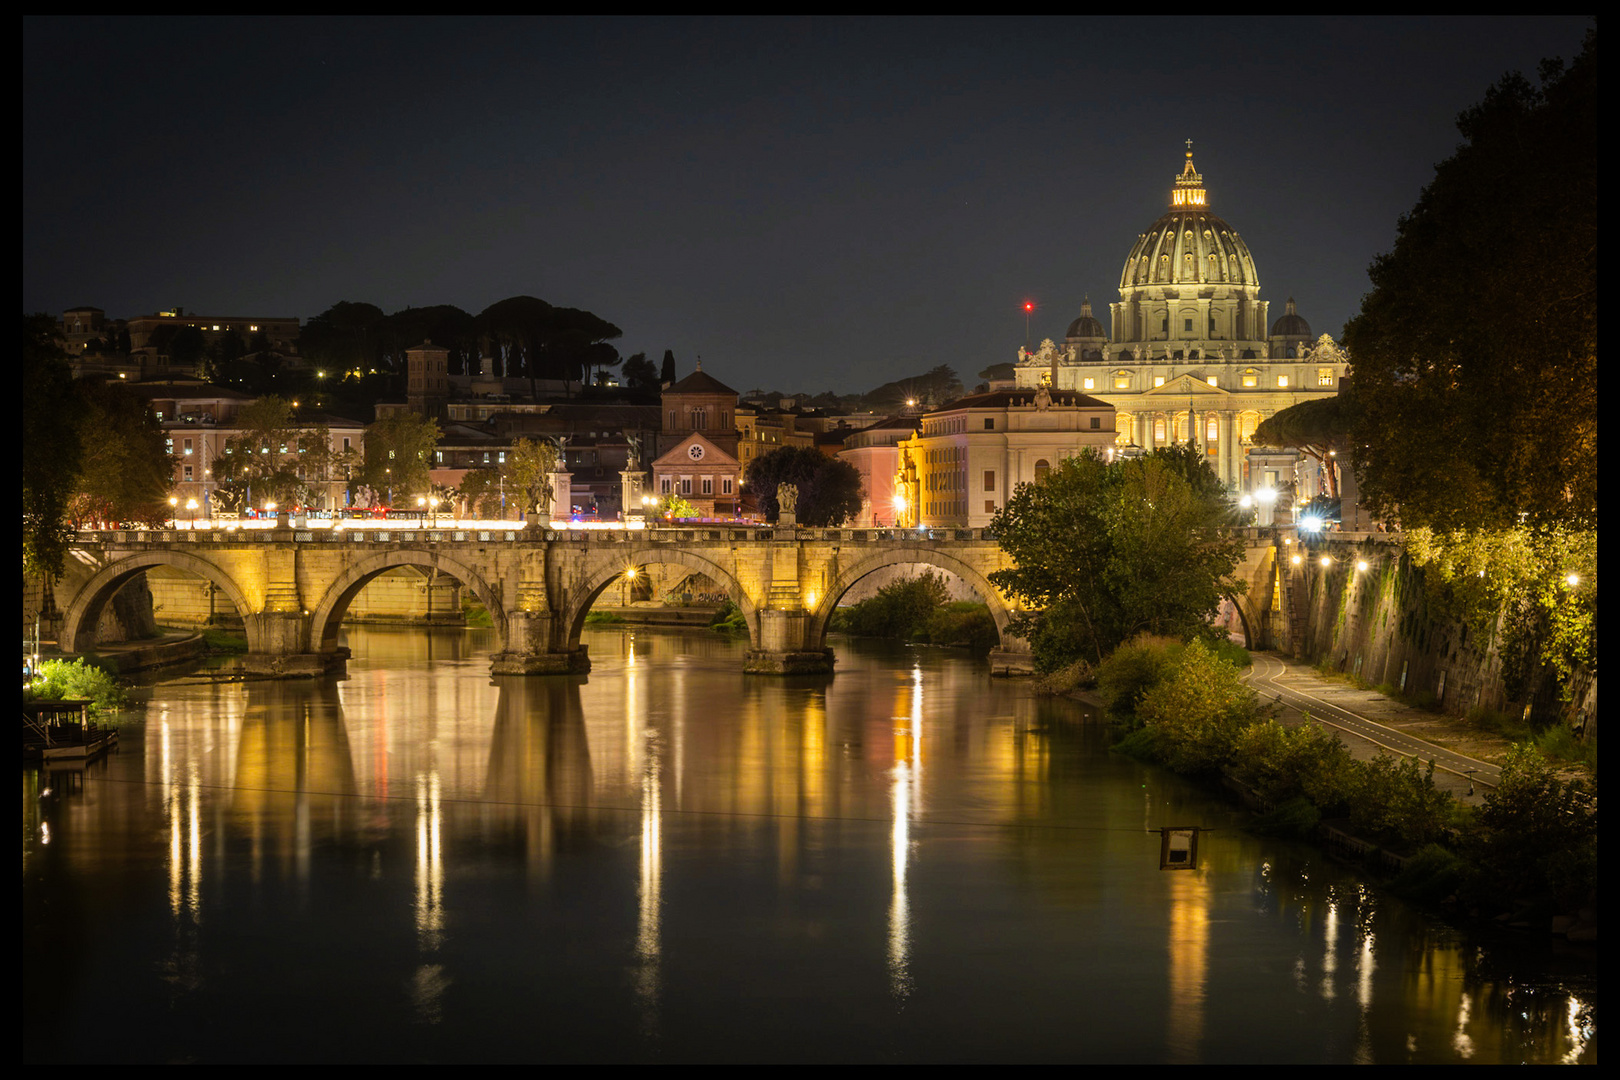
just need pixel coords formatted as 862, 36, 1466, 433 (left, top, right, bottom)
308, 548, 508, 654
565, 547, 759, 649
60, 550, 259, 655
807, 546, 1015, 649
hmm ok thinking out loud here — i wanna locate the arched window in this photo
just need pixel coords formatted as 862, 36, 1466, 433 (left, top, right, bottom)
1034, 459, 1050, 482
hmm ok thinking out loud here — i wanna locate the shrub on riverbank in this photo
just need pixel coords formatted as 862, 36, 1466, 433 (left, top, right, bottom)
830, 574, 998, 653
833, 572, 946, 639
25, 659, 126, 716
709, 601, 749, 635
1095, 634, 1182, 720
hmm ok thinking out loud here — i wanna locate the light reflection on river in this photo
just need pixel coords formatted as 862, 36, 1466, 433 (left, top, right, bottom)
23, 626, 1596, 1062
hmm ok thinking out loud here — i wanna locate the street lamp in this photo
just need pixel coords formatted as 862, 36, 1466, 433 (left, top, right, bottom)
186, 498, 198, 529
168, 495, 179, 529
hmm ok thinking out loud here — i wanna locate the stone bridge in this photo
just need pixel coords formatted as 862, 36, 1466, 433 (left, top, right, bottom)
49, 522, 1312, 679
54, 523, 1038, 677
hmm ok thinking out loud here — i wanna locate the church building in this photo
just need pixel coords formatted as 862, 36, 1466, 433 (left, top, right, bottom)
1012, 148, 1349, 491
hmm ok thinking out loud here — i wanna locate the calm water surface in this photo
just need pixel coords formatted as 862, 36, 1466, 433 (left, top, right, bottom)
23, 626, 1596, 1062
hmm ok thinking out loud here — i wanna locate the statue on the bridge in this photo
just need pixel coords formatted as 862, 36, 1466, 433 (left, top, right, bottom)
625, 433, 641, 469
775, 483, 798, 518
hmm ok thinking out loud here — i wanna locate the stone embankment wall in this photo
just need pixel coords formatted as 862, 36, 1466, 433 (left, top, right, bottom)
1290, 538, 1588, 727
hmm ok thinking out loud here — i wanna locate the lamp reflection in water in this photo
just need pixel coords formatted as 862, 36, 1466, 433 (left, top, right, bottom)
633, 651, 664, 1036
412, 770, 449, 1024
889, 664, 924, 1000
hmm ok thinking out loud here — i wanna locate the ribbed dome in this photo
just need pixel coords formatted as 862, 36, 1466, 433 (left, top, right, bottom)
1270, 297, 1312, 338
1065, 298, 1107, 341
1119, 152, 1259, 291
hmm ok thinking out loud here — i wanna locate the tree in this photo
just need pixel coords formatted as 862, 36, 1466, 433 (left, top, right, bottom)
657, 493, 700, 521
988, 448, 1246, 669
660, 349, 677, 386
504, 437, 558, 519
862, 365, 963, 413
212, 395, 303, 512
68, 379, 173, 528
1341, 31, 1595, 532
362, 412, 441, 506
621, 352, 660, 394
1251, 397, 1349, 499
742, 445, 864, 526
24, 315, 82, 578
300, 301, 387, 374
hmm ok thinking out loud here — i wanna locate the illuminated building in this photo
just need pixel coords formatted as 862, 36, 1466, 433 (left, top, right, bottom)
1013, 148, 1348, 492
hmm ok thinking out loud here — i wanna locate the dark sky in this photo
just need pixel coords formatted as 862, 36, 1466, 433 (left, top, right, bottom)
24, 17, 1589, 394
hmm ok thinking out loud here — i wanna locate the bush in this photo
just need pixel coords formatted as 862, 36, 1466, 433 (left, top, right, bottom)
1095, 634, 1182, 720
1208, 637, 1252, 668
461, 598, 493, 628
1469, 745, 1597, 904
25, 659, 126, 716
709, 600, 749, 635
1346, 752, 1456, 852
833, 573, 948, 640
918, 602, 998, 652
1136, 639, 1261, 775
1229, 718, 1355, 813
1390, 844, 1469, 904
1248, 796, 1322, 839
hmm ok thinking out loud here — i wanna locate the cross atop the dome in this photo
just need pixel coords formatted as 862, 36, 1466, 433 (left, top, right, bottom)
1185, 138, 1193, 152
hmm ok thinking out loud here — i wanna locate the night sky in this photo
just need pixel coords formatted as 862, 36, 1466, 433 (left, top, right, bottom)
24, 17, 1589, 394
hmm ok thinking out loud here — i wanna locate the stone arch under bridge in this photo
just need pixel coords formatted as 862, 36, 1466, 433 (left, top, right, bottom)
806, 545, 1018, 649
60, 549, 262, 655
563, 547, 760, 651
308, 549, 508, 656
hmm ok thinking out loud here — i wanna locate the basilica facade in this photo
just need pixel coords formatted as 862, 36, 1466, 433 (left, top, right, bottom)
1012, 150, 1348, 490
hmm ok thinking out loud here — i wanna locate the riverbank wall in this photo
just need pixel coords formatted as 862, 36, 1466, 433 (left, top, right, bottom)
1288, 538, 1593, 729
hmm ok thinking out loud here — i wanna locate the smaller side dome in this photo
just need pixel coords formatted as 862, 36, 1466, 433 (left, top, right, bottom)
1065, 298, 1108, 341
1270, 297, 1312, 339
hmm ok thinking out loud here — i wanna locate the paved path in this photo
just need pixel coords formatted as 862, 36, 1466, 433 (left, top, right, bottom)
1244, 651, 1500, 804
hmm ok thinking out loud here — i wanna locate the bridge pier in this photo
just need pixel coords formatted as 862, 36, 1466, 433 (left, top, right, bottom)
987, 641, 1037, 676
236, 612, 348, 677
490, 610, 592, 676
744, 609, 835, 675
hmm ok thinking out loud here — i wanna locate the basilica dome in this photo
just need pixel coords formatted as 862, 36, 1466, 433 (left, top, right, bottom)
1118, 152, 1259, 292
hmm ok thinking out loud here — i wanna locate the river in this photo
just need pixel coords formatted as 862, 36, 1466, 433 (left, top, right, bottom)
23, 625, 1596, 1062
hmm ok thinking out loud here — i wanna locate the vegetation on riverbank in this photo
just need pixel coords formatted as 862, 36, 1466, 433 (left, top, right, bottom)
24, 658, 127, 716
200, 627, 249, 653
1103, 635, 1597, 919
709, 601, 748, 634
828, 572, 997, 652
461, 597, 493, 628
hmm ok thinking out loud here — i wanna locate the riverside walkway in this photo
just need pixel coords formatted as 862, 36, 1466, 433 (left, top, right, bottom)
1245, 651, 1505, 803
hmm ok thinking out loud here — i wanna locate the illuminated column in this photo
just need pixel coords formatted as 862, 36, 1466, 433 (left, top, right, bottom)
1220, 411, 1236, 486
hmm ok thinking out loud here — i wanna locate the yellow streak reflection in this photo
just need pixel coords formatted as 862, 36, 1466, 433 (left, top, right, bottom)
887, 666, 924, 1001
414, 771, 444, 951
635, 739, 663, 1034
1166, 870, 1209, 1062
